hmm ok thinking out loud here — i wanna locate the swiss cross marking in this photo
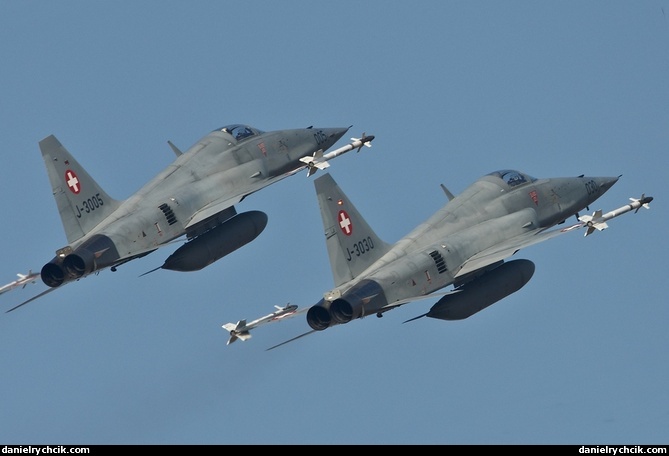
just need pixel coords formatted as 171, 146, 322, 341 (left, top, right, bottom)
338, 210, 353, 236
65, 169, 81, 194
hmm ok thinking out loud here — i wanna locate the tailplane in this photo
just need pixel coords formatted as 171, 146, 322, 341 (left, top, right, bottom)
313, 173, 391, 287
39, 135, 121, 244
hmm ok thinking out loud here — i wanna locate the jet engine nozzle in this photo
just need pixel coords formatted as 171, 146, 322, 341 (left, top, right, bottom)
306, 299, 332, 331
330, 279, 387, 324
306, 280, 388, 330
41, 262, 65, 288
62, 249, 96, 279
40, 235, 120, 288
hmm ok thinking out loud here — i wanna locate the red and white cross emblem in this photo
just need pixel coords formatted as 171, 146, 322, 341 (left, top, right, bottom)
338, 210, 353, 236
65, 169, 81, 194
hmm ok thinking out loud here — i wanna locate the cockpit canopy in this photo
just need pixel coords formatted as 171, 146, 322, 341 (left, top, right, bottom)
487, 169, 537, 189
214, 124, 265, 142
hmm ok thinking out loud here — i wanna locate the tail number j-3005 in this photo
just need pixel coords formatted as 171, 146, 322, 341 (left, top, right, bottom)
74, 193, 104, 218
345, 237, 375, 261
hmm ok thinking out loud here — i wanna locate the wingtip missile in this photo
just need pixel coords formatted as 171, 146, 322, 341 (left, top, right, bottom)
299, 133, 375, 177
578, 194, 653, 236
0, 270, 40, 296
221, 304, 300, 346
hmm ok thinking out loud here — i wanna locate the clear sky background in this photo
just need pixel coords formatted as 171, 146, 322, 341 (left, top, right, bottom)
0, 1, 667, 445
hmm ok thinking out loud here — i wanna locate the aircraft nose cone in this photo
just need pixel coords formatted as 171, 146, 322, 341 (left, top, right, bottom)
598, 175, 620, 193
310, 126, 351, 153
327, 126, 350, 143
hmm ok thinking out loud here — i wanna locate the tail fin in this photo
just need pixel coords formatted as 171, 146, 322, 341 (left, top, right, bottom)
39, 135, 121, 244
314, 173, 391, 287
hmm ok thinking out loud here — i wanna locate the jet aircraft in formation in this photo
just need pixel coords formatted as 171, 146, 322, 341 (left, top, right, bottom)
2, 124, 374, 312
222, 170, 652, 349
2, 122, 652, 349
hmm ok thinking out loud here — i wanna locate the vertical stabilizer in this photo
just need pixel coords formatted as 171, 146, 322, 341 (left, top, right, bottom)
314, 173, 391, 287
39, 135, 121, 244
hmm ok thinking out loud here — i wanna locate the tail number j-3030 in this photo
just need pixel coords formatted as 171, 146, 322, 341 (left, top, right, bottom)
345, 237, 375, 261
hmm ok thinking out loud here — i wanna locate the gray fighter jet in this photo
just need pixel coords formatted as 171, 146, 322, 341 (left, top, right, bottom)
263, 169, 651, 349
6, 124, 374, 311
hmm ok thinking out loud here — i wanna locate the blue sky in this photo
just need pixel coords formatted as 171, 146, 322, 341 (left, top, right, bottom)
0, 1, 667, 445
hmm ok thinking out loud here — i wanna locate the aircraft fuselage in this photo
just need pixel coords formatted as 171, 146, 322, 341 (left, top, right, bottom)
309, 170, 619, 328
40, 124, 349, 287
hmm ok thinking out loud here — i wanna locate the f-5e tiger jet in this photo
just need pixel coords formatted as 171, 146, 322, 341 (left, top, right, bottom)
226, 169, 652, 349
5, 124, 375, 312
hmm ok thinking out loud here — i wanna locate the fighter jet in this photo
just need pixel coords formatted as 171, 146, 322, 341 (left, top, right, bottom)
5, 124, 374, 312
0, 271, 39, 296
259, 169, 651, 349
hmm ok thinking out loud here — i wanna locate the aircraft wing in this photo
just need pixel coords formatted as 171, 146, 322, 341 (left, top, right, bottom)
455, 221, 584, 278
187, 141, 371, 231
185, 172, 305, 231
453, 194, 653, 277
185, 196, 244, 230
